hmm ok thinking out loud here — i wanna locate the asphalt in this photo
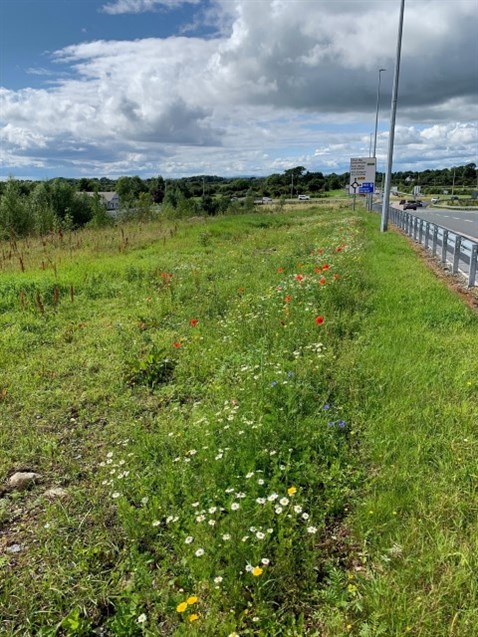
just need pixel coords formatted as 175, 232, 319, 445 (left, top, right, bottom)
384, 202, 478, 242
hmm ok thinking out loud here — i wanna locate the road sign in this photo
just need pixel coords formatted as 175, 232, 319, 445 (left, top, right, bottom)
359, 182, 374, 193
349, 157, 376, 194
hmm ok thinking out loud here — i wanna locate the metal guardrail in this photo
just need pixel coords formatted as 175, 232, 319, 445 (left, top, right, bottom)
387, 206, 478, 287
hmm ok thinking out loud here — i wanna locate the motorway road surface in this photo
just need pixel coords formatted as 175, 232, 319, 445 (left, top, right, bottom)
390, 204, 478, 241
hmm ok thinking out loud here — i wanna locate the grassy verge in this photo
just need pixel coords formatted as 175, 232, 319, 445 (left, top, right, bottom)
335, 214, 478, 637
0, 205, 477, 636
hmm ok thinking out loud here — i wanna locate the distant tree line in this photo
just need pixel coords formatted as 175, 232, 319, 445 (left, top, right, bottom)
0, 163, 476, 239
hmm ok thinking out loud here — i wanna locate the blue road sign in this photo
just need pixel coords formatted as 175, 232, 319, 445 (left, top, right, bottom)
358, 182, 374, 193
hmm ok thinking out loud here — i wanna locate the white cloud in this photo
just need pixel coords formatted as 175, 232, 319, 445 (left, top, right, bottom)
101, 0, 200, 15
1, 0, 477, 178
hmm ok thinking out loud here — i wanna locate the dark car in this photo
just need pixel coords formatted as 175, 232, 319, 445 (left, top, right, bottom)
403, 202, 417, 210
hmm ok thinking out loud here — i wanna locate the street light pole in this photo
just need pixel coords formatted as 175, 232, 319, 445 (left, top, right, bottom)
368, 67, 386, 211
381, 0, 406, 232
373, 68, 386, 159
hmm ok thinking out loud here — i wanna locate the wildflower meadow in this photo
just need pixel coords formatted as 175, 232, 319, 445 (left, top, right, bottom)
1, 203, 477, 636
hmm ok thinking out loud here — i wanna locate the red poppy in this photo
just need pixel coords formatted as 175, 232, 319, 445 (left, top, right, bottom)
190, 319, 198, 327
285, 295, 292, 303
315, 316, 325, 325
295, 274, 304, 282
277, 267, 284, 273
173, 341, 181, 348
319, 277, 326, 285
322, 264, 330, 271
238, 287, 245, 293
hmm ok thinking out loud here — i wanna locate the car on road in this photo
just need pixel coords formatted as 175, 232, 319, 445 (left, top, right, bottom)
431, 197, 440, 204
262, 197, 273, 203
403, 202, 417, 210
298, 194, 310, 200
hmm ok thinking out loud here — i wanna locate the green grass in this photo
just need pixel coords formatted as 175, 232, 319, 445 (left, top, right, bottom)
0, 205, 477, 636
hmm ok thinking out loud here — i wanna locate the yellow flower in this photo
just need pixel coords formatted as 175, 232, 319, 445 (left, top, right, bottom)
186, 596, 198, 605
287, 486, 297, 495
176, 602, 188, 613
347, 584, 357, 593
188, 614, 199, 622
252, 566, 263, 577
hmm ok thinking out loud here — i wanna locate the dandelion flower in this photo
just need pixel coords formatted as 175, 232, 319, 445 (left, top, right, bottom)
188, 613, 199, 622
176, 602, 188, 613
187, 596, 198, 605
252, 566, 263, 577
288, 486, 297, 495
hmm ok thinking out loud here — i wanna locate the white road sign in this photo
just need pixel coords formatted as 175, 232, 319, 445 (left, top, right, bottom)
349, 157, 376, 194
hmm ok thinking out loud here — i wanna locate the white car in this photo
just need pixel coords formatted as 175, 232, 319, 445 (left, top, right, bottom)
262, 197, 273, 203
297, 194, 310, 200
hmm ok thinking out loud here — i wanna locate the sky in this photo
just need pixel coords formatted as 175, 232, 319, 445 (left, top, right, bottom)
0, 0, 477, 181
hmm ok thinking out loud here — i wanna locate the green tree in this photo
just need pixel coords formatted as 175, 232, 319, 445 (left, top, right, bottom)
0, 177, 33, 238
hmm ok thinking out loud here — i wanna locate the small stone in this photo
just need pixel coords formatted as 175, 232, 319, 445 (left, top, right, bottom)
6, 544, 22, 554
8, 472, 41, 491
43, 487, 68, 500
